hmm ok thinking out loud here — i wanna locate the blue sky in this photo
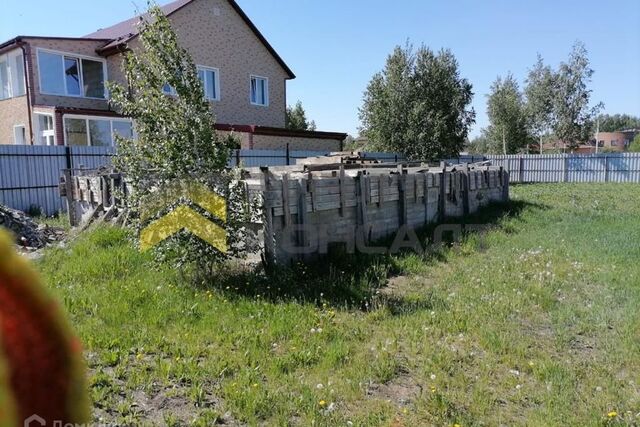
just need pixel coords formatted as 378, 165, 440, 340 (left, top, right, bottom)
2, 0, 639, 137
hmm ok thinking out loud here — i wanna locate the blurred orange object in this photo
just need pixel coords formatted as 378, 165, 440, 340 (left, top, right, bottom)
0, 229, 89, 426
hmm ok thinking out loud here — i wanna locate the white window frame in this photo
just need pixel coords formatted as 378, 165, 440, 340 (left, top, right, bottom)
197, 65, 220, 101
34, 113, 56, 146
13, 124, 27, 145
249, 75, 269, 107
0, 50, 25, 100
36, 48, 108, 100
62, 114, 134, 147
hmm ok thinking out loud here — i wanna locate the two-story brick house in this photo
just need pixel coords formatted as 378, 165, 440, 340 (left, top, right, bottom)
0, 0, 345, 150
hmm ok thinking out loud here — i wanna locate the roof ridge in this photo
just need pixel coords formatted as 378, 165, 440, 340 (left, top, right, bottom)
83, 0, 294, 79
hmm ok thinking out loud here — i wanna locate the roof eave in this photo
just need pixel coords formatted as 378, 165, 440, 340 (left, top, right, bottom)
226, 0, 295, 79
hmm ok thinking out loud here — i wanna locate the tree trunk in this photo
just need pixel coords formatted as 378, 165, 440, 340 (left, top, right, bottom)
539, 135, 543, 155
502, 128, 506, 155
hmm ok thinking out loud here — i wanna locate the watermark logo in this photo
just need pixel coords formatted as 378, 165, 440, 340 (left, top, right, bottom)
279, 223, 489, 255
24, 415, 45, 427
139, 181, 227, 253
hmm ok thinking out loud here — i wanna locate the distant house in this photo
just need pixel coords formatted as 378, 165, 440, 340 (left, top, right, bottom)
0, 0, 346, 150
543, 129, 639, 153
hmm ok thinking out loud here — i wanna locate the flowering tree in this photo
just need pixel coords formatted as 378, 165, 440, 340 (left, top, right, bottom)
107, 4, 243, 272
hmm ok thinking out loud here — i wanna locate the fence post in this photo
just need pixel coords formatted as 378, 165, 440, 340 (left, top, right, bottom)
285, 143, 290, 166
604, 156, 609, 182
235, 149, 240, 167
519, 155, 524, 183
65, 146, 73, 169
563, 154, 568, 182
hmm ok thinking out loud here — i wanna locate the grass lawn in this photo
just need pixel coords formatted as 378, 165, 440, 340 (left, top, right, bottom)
36, 183, 640, 426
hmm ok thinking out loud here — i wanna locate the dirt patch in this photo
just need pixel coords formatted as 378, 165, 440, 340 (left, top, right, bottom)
367, 375, 423, 406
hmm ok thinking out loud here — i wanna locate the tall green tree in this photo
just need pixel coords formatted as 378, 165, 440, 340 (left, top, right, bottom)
107, 5, 233, 184
359, 43, 475, 160
629, 134, 640, 152
486, 74, 532, 154
285, 101, 316, 131
525, 55, 556, 153
107, 4, 237, 268
596, 114, 640, 132
552, 42, 603, 149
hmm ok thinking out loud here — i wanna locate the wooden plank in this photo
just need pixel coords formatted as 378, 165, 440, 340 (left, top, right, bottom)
339, 166, 346, 216
308, 173, 317, 212
438, 170, 446, 222
357, 172, 368, 228
261, 169, 276, 265
423, 173, 429, 224
282, 173, 291, 227
462, 171, 470, 216
63, 169, 79, 226
297, 178, 308, 251
398, 169, 407, 225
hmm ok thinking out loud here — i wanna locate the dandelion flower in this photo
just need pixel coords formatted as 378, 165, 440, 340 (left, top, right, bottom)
319, 400, 326, 407
608, 411, 617, 418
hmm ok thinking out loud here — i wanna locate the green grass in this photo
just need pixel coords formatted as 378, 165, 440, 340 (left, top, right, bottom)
36, 183, 640, 426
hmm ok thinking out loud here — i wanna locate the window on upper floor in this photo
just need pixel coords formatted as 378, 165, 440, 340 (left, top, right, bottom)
250, 75, 268, 106
37, 49, 106, 99
197, 66, 219, 101
162, 66, 220, 101
0, 51, 26, 100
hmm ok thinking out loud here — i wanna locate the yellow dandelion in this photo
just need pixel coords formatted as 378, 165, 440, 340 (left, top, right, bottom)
430, 386, 436, 393
252, 383, 259, 388
607, 411, 617, 418
319, 400, 327, 407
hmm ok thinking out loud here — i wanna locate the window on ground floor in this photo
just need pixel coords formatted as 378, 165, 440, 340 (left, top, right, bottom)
63, 115, 134, 146
35, 113, 55, 146
13, 125, 26, 145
